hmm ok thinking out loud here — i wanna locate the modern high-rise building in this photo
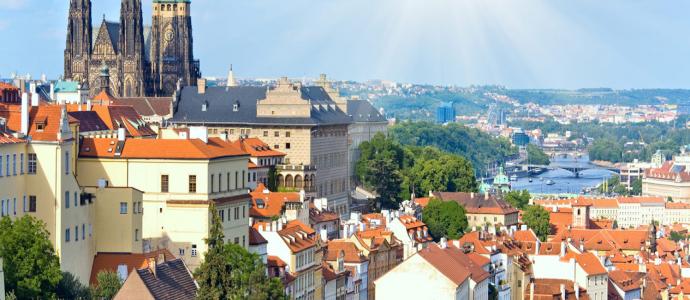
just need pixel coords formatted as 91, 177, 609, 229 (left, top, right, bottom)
64, 0, 200, 98
436, 102, 455, 124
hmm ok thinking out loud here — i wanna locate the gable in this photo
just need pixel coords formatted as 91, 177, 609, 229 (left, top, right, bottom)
93, 21, 119, 55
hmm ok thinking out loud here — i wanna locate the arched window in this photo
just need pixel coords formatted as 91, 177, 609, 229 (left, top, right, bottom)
295, 175, 303, 189
285, 175, 294, 188
277, 174, 284, 187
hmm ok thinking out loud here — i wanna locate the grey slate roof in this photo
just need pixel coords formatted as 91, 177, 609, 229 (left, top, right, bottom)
170, 86, 352, 126
137, 259, 197, 300
68, 111, 109, 132
347, 100, 386, 123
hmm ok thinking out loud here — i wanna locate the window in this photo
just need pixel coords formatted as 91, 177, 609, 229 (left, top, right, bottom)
286, 143, 291, 149
243, 235, 246, 248
13, 198, 16, 215
234, 207, 239, 220
286, 131, 291, 138
219, 209, 225, 222
242, 205, 246, 218
263, 131, 268, 137
0, 154, 3, 176
89, 224, 92, 237
74, 191, 78, 207
274, 144, 279, 149
161, 175, 169, 192
22, 196, 26, 212
179, 248, 185, 256
20, 153, 23, 174
135, 229, 139, 241
75, 226, 79, 241
65, 228, 70, 242
242, 171, 246, 188
82, 224, 85, 240
12, 154, 16, 175
120, 202, 128, 214
211, 174, 215, 192
28, 196, 36, 212
234, 237, 239, 244
5, 154, 8, 176
191, 244, 198, 257
65, 192, 70, 208
218, 173, 222, 192
65, 152, 69, 174
227, 172, 230, 191
28, 153, 37, 174
189, 175, 197, 193
235, 171, 238, 189
274, 131, 279, 137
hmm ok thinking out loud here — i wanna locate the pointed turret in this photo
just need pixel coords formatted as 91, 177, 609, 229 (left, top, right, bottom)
64, 0, 92, 81
227, 65, 237, 87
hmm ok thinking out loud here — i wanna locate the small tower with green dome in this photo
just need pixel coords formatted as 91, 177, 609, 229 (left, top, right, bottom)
492, 166, 511, 194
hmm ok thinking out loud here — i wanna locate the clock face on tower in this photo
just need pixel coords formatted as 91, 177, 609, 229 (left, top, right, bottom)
164, 28, 175, 42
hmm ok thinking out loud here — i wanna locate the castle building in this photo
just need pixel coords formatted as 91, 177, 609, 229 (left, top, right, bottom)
64, 0, 199, 98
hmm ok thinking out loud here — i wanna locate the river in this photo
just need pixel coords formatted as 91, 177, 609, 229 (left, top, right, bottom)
511, 155, 615, 195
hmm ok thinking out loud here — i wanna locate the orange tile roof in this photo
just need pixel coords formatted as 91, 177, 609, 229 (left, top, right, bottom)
325, 240, 367, 263
0, 103, 75, 142
66, 104, 156, 137
527, 278, 590, 300
93, 90, 116, 103
417, 243, 490, 285
230, 138, 285, 158
551, 229, 648, 252
618, 196, 665, 204
667, 202, 690, 209
561, 251, 607, 275
278, 220, 316, 253
79, 137, 248, 160
249, 183, 300, 219
513, 230, 538, 243
89, 249, 174, 285
248, 226, 268, 245
0, 130, 24, 144
432, 192, 518, 215
413, 197, 430, 208
591, 198, 619, 208
267, 255, 287, 268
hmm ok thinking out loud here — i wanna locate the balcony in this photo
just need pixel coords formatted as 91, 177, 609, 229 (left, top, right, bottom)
276, 164, 316, 172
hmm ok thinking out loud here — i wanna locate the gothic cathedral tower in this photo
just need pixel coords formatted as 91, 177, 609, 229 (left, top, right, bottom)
119, 0, 149, 97
64, 0, 92, 84
150, 0, 200, 96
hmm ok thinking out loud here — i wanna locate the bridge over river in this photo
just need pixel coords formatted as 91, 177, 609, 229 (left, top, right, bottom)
514, 157, 619, 178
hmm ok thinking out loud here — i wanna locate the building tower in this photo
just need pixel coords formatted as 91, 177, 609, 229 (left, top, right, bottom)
150, 0, 200, 96
571, 199, 591, 229
64, 0, 92, 83
99, 63, 111, 95
647, 220, 657, 253
118, 0, 149, 97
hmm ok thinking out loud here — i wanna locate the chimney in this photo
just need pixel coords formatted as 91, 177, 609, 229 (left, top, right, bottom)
320, 228, 328, 242
117, 128, 126, 141
29, 81, 36, 94
20, 93, 29, 135
157, 252, 165, 265
31, 91, 39, 107
148, 258, 157, 278
574, 281, 579, 300
485, 192, 489, 200
86, 99, 92, 111
560, 241, 567, 257
440, 237, 448, 249
299, 190, 306, 203
529, 281, 535, 300
50, 82, 55, 101
197, 78, 207, 94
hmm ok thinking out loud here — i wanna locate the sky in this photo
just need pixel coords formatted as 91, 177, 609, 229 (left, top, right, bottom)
1, 0, 690, 89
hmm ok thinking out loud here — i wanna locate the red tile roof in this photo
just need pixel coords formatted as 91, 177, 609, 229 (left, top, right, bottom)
89, 249, 175, 285
278, 220, 317, 253
230, 138, 285, 158
79, 137, 248, 160
417, 243, 490, 285
248, 226, 268, 245
249, 183, 300, 219
325, 240, 367, 263
0, 130, 24, 144
0, 103, 76, 141
111, 97, 172, 118
432, 192, 518, 215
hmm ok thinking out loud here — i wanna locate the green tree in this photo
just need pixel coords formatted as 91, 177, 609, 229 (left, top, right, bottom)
57, 271, 91, 300
91, 271, 122, 300
522, 205, 550, 241
406, 147, 476, 195
631, 178, 642, 196
195, 204, 287, 300
669, 231, 687, 242
526, 144, 550, 165
366, 157, 403, 209
504, 190, 531, 210
267, 166, 278, 192
0, 215, 62, 299
422, 199, 468, 241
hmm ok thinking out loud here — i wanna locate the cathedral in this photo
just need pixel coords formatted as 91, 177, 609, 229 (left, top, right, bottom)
64, 0, 200, 97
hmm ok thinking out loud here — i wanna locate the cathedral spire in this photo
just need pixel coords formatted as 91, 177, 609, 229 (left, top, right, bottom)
227, 65, 237, 87
64, 0, 92, 81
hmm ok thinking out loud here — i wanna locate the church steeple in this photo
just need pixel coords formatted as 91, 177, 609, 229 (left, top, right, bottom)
64, 0, 92, 81
119, 0, 148, 97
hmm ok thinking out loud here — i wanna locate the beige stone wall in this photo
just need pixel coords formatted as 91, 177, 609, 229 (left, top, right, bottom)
89, 187, 143, 254
467, 212, 518, 228
312, 125, 350, 216
643, 178, 690, 202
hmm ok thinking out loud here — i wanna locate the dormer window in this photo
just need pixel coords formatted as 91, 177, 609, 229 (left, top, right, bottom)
233, 101, 240, 112
201, 101, 208, 112
36, 121, 46, 132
